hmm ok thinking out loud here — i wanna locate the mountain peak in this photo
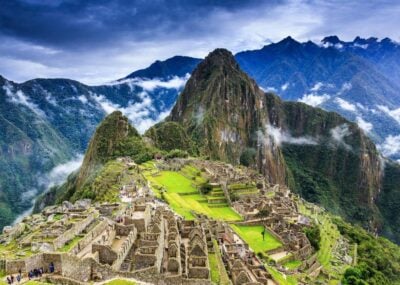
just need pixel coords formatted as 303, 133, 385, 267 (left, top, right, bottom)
322, 35, 342, 44
276, 36, 300, 46
201, 48, 238, 69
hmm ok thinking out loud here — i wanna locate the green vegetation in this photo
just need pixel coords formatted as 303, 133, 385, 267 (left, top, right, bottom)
303, 225, 321, 250
208, 253, 220, 284
144, 166, 241, 221
230, 225, 282, 254
333, 217, 400, 285
266, 265, 298, 285
297, 201, 344, 281
284, 260, 302, 270
59, 235, 82, 252
145, 121, 196, 153
73, 160, 125, 202
24, 281, 53, 285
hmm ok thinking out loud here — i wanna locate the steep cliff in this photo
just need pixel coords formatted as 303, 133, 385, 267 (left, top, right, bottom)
167, 49, 385, 235
168, 49, 287, 185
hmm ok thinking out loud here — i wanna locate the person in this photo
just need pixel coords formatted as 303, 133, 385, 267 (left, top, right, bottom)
49, 262, 54, 273
16, 275, 21, 283
6, 277, 11, 285
10, 275, 14, 283
28, 271, 33, 280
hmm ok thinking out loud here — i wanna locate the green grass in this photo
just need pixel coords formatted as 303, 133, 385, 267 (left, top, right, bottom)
284, 260, 302, 270
145, 170, 241, 221
266, 265, 298, 285
24, 281, 53, 285
104, 279, 137, 285
208, 253, 220, 284
230, 225, 282, 254
59, 236, 82, 252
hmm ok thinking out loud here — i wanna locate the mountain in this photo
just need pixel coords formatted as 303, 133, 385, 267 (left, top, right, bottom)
148, 48, 400, 243
235, 36, 400, 160
2, 35, 400, 232
124, 55, 201, 80
34, 111, 156, 208
0, 56, 198, 228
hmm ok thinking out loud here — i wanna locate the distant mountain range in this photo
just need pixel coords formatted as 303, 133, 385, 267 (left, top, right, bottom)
1, 35, 399, 228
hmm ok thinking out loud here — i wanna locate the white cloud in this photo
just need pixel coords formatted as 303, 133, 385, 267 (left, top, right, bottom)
281, 82, 289, 91
310, 82, 324, 91
3, 83, 45, 117
379, 135, 400, 157
259, 124, 318, 147
298, 93, 330, 107
330, 124, 352, 150
46, 154, 83, 188
337, 82, 352, 95
377, 105, 400, 124
335, 98, 357, 112
91, 91, 171, 134
109, 74, 190, 92
356, 116, 373, 133
78, 95, 88, 104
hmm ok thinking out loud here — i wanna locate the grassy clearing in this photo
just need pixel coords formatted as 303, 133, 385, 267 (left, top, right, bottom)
284, 260, 302, 270
145, 170, 241, 221
266, 265, 298, 285
230, 225, 282, 254
24, 281, 53, 285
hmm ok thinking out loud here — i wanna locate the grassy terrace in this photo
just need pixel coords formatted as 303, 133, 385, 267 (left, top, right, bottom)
266, 265, 298, 285
230, 225, 282, 254
297, 201, 347, 284
142, 163, 242, 221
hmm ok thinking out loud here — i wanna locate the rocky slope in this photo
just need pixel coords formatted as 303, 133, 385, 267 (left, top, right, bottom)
162, 49, 392, 240
34, 111, 155, 209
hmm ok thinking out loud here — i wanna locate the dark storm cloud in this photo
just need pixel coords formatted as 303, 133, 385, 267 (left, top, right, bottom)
0, 0, 399, 84
0, 0, 279, 50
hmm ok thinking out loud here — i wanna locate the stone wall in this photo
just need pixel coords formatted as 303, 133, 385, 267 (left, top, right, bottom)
112, 229, 137, 270
61, 254, 92, 282
53, 212, 97, 250
5, 259, 25, 274
70, 219, 109, 255
92, 244, 117, 265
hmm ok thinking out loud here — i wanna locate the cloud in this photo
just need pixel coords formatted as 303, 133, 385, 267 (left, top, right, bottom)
378, 135, 400, 157
356, 116, 373, 133
330, 124, 352, 150
281, 82, 289, 91
335, 98, 357, 112
0, 1, 400, 84
110, 74, 190, 92
3, 83, 45, 116
91, 91, 170, 133
259, 124, 318, 147
310, 82, 324, 91
45, 154, 83, 188
298, 93, 330, 107
377, 105, 400, 124
78, 95, 88, 104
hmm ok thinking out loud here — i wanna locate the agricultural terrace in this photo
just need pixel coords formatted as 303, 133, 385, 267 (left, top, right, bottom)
230, 225, 282, 254
141, 162, 242, 221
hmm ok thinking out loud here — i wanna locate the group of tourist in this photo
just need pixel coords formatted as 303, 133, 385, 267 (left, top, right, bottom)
5, 274, 20, 284
4, 262, 55, 284
27, 267, 44, 280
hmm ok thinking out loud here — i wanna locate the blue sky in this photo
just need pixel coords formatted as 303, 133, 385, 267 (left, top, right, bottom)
0, 0, 399, 84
